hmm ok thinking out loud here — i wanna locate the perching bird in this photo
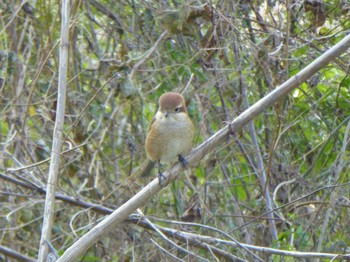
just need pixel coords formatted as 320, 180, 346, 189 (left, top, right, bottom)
145, 92, 194, 185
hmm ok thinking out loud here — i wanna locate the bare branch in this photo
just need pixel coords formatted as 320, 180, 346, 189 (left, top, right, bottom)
0, 245, 35, 262
38, 0, 70, 260
56, 33, 350, 261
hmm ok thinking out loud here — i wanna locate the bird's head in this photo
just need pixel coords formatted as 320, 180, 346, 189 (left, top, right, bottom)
158, 92, 188, 118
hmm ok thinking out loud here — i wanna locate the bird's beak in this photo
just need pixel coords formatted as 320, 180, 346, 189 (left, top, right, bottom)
164, 111, 169, 118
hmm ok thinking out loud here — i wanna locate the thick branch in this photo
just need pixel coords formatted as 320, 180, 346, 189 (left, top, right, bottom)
57, 33, 350, 261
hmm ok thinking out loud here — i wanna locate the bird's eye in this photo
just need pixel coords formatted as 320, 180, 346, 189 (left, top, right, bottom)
175, 107, 181, 113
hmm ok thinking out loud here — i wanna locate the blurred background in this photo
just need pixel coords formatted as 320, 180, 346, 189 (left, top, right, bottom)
1, 0, 350, 260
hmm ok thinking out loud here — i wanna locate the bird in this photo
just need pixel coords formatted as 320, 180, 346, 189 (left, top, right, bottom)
145, 92, 194, 186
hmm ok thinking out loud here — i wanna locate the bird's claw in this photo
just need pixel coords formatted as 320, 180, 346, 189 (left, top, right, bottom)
158, 160, 168, 187
158, 171, 168, 187
178, 155, 188, 167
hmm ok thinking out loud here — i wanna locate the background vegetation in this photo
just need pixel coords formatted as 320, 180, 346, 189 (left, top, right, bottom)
1, 0, 350, 261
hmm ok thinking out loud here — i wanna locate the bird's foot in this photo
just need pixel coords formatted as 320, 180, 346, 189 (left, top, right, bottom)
158, 171, 168, 187
158, 161, 168, 187
178, 154, 188, 167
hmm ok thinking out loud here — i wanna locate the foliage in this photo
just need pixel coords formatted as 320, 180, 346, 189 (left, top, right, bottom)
1, 0, 350, 261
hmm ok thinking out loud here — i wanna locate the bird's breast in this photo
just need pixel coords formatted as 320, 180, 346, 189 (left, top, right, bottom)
152, 114, 194, 163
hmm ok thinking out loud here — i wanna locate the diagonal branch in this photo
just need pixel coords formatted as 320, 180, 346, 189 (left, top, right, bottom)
57, 33, 350, 261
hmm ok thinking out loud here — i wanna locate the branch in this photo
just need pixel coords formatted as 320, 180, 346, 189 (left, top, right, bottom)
86, 0, 123, 34
155, 223, 349, 260
0, 245, 35, 262
129, 216, 349, 260
0, 172, 113, 215
38, 1, 70, 260
1, 172, 349, 261
129, 30, 168, 79
55, 33, 350, 261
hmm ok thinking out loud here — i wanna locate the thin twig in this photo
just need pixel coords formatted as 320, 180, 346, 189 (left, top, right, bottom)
129, 30, 168, 79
